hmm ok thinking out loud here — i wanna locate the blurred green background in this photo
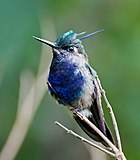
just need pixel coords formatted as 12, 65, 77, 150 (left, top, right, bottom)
0, 0, 140, 159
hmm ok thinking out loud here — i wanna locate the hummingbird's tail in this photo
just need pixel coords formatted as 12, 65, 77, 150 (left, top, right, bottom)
73, 112, 114, 147
73, 99, 115, 147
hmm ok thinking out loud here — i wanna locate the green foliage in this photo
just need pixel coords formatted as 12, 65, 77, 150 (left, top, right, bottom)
0, 0, 140, 159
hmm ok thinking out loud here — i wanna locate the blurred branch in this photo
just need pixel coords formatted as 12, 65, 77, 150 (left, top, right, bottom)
0, 17, 56, 160
0, 69, 47, 160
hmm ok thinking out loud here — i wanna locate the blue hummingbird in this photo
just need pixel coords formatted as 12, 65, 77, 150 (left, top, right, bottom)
33, 29, 114, 146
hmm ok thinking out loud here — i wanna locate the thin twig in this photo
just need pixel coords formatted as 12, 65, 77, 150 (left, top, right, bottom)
75, 112, 127, 160
95, 75, 122, 152
75, 112, 119, 153
55, 121, 116, 158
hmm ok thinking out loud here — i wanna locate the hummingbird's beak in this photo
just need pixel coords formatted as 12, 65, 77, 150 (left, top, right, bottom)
33, 36, 57, 48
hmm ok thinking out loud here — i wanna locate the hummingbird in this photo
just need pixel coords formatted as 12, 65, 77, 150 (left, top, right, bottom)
33, 29, 114, 146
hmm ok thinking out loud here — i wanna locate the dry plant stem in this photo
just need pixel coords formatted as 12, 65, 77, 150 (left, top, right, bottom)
75, 112, 119, 153
95, 75, 122, 153
75, 112, 127, 160
55, 121, 115, 158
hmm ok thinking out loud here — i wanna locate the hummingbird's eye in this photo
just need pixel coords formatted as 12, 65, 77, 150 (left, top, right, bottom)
67, 46, 74, 52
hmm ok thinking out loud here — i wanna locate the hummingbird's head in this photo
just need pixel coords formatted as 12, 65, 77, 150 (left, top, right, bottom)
33, 29, 104, 57
54, 30, 85, 55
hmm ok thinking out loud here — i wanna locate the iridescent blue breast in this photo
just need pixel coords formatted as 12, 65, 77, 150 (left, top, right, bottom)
48, 59, 86, 105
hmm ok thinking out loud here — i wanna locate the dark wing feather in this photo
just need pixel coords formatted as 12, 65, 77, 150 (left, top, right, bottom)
92, 78, 114, 145
91, 78, 106, 134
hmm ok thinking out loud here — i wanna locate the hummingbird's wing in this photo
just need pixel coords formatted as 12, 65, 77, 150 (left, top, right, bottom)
92, 77, 106, 134
73, 66, 114, 146
91, 77, 114, 145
